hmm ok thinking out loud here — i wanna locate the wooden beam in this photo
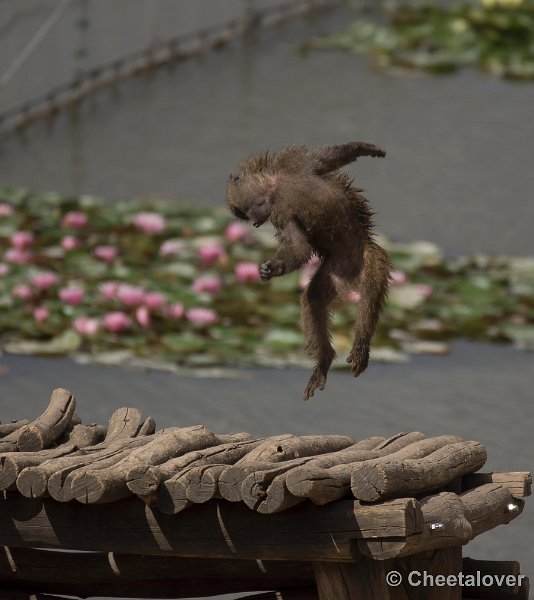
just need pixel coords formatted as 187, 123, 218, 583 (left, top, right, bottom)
0, 495, 367, 561
0, 546, 314, 598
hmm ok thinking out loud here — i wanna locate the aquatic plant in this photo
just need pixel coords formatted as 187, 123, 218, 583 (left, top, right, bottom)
0, 187, 532, 372
307, 0, 534, 79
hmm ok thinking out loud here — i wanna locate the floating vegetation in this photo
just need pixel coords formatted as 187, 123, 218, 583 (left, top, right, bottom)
0, 187, 532, 373
306, 0, 534, 79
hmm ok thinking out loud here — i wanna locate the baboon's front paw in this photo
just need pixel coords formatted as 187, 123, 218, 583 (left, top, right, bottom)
303, 367, 327, 400
346, 346, 369, 377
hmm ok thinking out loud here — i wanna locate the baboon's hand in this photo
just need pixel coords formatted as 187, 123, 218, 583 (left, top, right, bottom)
346, 345, 370, 377
259, 260, 283, 281
303, 366, 327, 400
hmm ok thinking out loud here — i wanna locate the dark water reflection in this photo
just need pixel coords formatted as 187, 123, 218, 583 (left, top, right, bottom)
0, 5, 532, 598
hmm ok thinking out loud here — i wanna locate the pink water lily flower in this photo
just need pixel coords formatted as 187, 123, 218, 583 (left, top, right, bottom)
415, 284, 433, 298
59, 287, 84, 306
62, 211, 88, 229
167, 303, 185, 319
0, 263, 10, 276
192, 275, 222, 294
225, 222, 249, 243
33, 306, 49, 323
94, 245, 118, 263
10, 231, 34, 249
0, 203, 13, 217
136, 306, 151, 328
133, 212, 166, 234
103, 311, 131, 333
31, 271, 59, 290
116, 284, 146, 306
61, 236, 81, 251
235, 262, 260, 283
99, 281, 120, 301
5, 248, 32, 264
159, 239, 185, 256
12, 284, 34, 300
198, 243, 225, 264
390, 270, 407, 285
186, 307, 218, 326
144, 292, 166, 310
73, 316, 100, 335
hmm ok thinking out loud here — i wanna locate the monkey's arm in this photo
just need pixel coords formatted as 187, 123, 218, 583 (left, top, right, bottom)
311, 142, 385, 175
260, 220, 313, 281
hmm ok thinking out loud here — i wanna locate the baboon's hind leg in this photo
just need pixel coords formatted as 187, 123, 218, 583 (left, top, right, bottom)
347, 242, 391, 377
301, 262, 338, 400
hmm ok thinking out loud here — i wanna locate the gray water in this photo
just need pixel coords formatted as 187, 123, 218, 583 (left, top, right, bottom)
0, 2, 533, 599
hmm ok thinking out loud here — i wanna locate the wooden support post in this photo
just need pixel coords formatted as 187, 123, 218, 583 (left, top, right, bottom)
314, 559, 393, 600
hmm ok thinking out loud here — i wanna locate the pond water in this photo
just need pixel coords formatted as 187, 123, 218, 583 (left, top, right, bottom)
0, 3, 532, 598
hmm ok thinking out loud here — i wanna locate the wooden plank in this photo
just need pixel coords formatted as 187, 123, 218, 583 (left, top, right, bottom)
462, 472, 532, 498
0, 546, 314, 598
351, 441, 486, 502
0, 495, 412, 561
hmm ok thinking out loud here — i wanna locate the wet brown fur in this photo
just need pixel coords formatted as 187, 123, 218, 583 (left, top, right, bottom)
227, 141, 392, 400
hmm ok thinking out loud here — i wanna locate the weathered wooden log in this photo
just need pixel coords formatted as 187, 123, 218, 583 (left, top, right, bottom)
0, 420, 29, 438
0, 388, 76, 453
15, 388, 76, 452
133, 437, 267, 502
0, 546, 315, 598
1, 424, 106, 493
103, 407, 147, 442
70, 425, 222, 503
218, 434, 381, 504
183, 464, 228, 503
17, 435, 154, 500
462, 472, 532, 498
461, 557, 528, 598
358, 483, 524, 560
238, 434, 354, 463
286, 433, 459, 505
460, 483, 525, 538
358, 491, 471, 560
283, 432, 428, 505
0, 496, 368, 561
351, 440, 486, 502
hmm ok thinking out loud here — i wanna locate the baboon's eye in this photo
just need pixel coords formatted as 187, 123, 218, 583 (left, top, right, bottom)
232, 207, 248, 221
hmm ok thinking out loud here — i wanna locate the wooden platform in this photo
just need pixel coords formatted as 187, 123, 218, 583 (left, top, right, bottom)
0, 388, 530, 599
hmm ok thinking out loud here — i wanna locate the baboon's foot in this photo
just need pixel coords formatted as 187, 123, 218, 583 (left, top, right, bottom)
303, 366, 328, 400
346, 345, 369, 377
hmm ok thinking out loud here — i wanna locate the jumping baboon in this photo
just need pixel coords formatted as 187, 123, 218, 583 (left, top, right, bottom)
227, 141, 391, 400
